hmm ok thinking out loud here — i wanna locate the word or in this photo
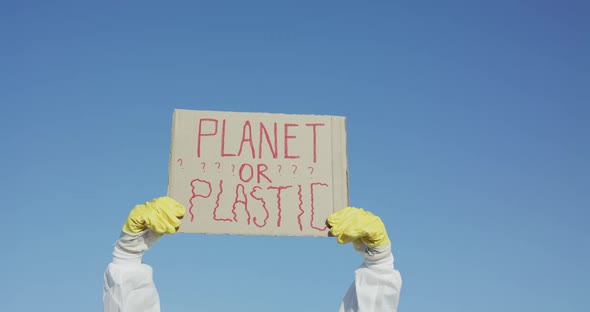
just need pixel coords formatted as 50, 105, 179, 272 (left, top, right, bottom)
188, 179, 329, 232
196, 118, 326, 163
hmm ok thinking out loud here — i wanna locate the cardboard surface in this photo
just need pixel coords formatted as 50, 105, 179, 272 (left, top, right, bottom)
167, 109, 348, 237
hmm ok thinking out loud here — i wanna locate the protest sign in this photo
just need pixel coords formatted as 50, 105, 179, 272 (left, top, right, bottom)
167, 109, 349, 237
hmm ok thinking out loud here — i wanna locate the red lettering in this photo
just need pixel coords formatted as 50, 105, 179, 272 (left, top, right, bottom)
213, 180, 233, 222
188, 178, 212, 222
221, 119, 236, 157
197, 119, 218, 158
297, 185, 304, 231
237, 121, 255, 158
257, 163, 272, 183
250, 186, 269, 228
305, 123, 325, 163
284, 123, 300, 159
232, 184, 250, 224
310, 182, 329, 231
194, 179, 333, 231
259, 122, 278, 159
239, 163, 254, 183
267, 185, 292, 227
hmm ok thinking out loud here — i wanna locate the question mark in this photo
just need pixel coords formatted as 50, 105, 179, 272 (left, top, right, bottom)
177, 158, 183, 168
308, 167, 314, 175
201, 162, 206, 172
292, 164, 298, 174
277, 165, 282, 175
214, 162, 221, 172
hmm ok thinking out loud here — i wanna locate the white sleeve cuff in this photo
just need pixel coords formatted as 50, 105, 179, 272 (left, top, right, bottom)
355, 243, 394, 264
112, 230, 159, 264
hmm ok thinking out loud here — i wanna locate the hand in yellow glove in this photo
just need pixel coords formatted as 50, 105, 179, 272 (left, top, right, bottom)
326, 207, 390, 248
122, 196, 186, 235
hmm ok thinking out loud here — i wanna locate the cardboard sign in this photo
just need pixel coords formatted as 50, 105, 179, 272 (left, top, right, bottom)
167, 109, 349, 237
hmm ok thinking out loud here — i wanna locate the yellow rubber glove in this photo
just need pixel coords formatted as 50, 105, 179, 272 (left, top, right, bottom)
122, 196, 186, 235
327, 207, 390, 248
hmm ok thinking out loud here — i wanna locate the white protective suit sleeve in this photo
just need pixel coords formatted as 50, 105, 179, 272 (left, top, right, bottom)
338, 243, 402, 312
102, 232, 401, 312
103, 231, 161, 312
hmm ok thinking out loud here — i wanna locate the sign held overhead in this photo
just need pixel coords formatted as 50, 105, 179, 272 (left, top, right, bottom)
167, 109, 349, 237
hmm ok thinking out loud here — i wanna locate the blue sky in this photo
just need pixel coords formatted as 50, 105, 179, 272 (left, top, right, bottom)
1, 1, 588, 311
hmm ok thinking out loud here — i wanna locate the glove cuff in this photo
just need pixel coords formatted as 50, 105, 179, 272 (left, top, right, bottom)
112, 230, 158, 264
355, 242, 393, 264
